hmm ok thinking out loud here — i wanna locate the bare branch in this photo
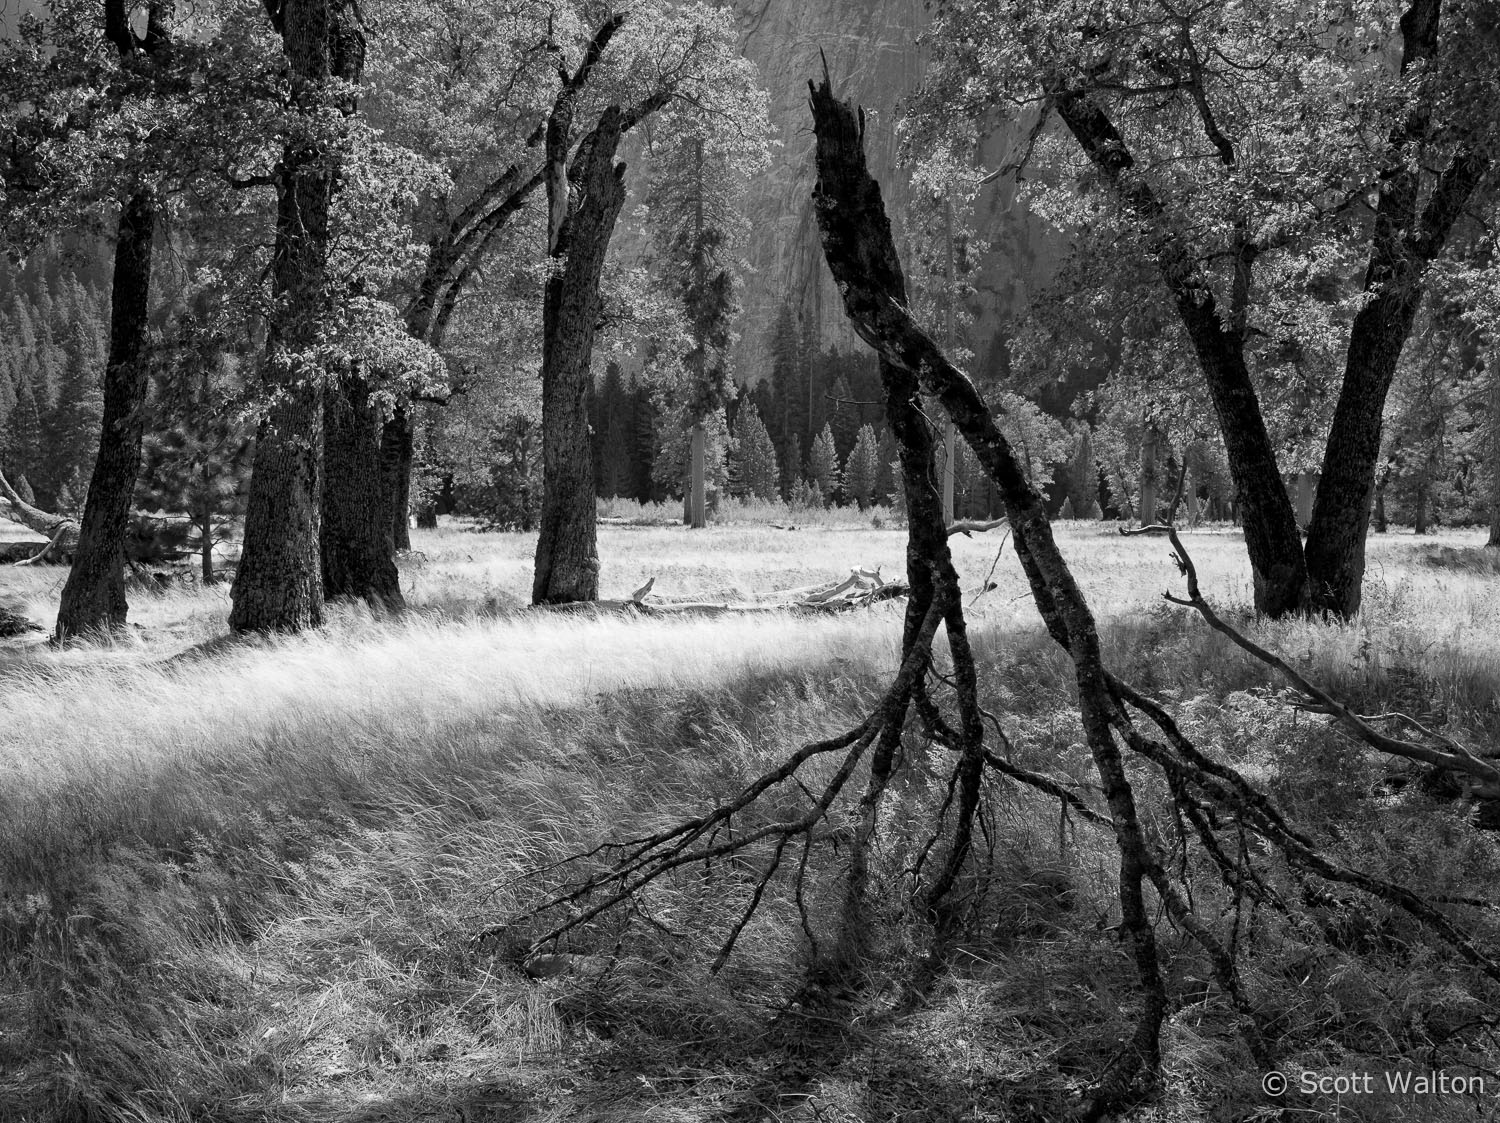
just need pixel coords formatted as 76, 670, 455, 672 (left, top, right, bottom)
1163, 528, 1500, 797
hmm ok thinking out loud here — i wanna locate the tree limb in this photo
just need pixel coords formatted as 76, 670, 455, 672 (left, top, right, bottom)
1162, 527, 1500, 797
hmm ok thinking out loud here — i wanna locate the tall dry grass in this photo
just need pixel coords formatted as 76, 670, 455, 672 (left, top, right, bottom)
1, 520, 1497, 1121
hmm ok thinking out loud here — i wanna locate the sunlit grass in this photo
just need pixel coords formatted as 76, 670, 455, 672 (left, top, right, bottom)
1, 517, 1497, 1121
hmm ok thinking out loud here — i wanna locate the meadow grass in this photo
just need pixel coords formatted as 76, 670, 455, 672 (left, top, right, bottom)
1, 518, 1498, 1121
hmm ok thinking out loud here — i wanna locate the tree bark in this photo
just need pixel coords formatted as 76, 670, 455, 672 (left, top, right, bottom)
322, 368, 403, 608
231, 0, 363, 633
1137, 428, 1159, 527
55, 190, 157, 639
688, 423, 706, 528
0, 469, 75, 542
531, 103, 629, 605
379, 405, 413, 550
1488, 357, 1500, 548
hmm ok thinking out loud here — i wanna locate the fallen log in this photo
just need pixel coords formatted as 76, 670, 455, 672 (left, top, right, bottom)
536, 567, 910, 616
13, 522, 73, 566
0, 471, 78, 562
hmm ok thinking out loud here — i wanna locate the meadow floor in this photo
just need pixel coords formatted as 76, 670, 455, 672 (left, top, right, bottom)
2, 517, 1499, 1122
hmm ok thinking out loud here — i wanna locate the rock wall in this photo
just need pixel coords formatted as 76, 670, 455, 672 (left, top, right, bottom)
727, 0, 1063, 389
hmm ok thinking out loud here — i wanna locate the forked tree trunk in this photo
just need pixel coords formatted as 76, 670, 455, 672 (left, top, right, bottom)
55, 190, 157, 640
1291, 0, 1486, 613
322, 369, 403, 608
1051, 90, 1309, 617
1049, 0, 1488, 619
231, 0, 363, 633
532, 107, 629, 605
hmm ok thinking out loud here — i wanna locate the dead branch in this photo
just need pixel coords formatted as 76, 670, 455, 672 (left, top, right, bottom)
0, 472, 80, 566
810, 72, 1169, 1116
947, 517, 1008, 537
517, 599, 948, 953
1119, 523, 1178, 537
808, 71, 1500, 1117
1162, 528, 1500, 798
13, 522, 72, 566
561, 568, 910, 616
494, 71, 1500, 1123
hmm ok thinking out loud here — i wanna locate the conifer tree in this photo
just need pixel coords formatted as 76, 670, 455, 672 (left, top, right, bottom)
781, 431, 803, 499
43, 322, 106, 513
808, 423, 840, 505
735, 401, 780, 501
647, 119, 767, 526
1068, 428, 1103, 518
843, 423, 880, 510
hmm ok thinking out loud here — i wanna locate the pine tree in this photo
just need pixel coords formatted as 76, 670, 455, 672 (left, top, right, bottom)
781, 430, 803, 499
592, 363, 635, 498
648, 128, 754, 528
632, 382, 659, 501
136, 315, 254, 583
808, 423, 840, 505
41, 321, 105, 513
735, 401, 780, 501
843, 423, 880, 509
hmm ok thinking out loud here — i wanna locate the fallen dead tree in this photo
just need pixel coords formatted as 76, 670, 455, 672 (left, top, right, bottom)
0, 472, 197, 572
0, 472, 78, 564
489, 72, 1500, 1123
539, 567, 910, 617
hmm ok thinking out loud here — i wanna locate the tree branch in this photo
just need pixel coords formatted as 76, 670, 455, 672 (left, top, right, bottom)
1162, 528, 1500, 797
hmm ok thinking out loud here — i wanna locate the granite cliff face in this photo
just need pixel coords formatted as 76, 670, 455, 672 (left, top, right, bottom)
727, 0, 1061, 388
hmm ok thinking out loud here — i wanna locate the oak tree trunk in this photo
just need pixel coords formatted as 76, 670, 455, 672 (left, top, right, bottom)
322, 369, 403, 608
1052, 90, 1309, 617
55, 190, 157, 640
231, 0, 363, 633
380, 405, 413, 551
1137, 428, 1159, 527
1300, 0, 1487, 613
532, 108, 629, 605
